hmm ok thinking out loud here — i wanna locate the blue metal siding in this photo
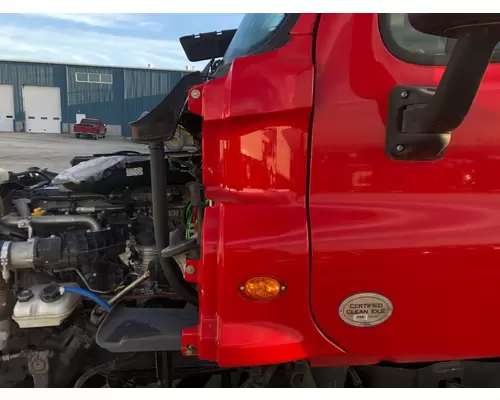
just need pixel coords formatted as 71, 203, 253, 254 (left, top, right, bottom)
66, 65, 122, 125
0, 60, 190, 136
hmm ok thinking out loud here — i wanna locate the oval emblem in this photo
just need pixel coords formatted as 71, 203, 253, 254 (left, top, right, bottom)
339, 293, 393, 327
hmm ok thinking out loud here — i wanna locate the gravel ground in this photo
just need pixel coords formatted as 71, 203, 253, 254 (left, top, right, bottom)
0, 132, 150, 173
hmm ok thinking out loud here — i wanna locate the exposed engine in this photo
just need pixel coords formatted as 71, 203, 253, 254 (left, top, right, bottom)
0, 60, 300, 389
0, 150, 215, 388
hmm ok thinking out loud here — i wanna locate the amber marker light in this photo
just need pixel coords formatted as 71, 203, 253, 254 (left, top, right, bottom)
239, 277, 286, 301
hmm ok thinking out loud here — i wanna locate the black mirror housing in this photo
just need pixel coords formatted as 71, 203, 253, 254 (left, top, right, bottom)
386, 14, 500, 161
180, 30, 236, 62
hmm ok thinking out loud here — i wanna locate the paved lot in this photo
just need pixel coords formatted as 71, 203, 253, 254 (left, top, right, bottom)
0, 132, 150, 172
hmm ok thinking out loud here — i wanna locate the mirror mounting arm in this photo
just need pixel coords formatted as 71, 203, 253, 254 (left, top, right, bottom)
403, 30, 499, 135
386, 18, 500, 161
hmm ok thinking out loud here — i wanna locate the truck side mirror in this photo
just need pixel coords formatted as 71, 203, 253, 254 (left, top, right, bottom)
180, 30, 237, 62
386, 14, 500, 161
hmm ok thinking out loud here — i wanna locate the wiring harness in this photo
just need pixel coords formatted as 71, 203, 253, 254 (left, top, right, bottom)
185, 199, 212, 239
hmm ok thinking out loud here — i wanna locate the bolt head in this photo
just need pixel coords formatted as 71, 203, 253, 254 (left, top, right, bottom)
185, 265, 195, 275
280, 285, 286, 292
191, 89, 201, 99
396, 144, 405, 152
400, 91, 409, 99
30, 359, 46, 373
185, 345, 195, 356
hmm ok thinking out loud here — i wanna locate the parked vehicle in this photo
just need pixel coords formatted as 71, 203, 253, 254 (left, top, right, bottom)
2, 13, 500, 388
74, 118, 106, 139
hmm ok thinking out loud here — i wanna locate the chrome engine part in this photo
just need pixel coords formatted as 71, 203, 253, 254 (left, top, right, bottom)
135, 245, 158, 274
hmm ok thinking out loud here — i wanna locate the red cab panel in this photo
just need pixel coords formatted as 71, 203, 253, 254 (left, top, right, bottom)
184, 14, 346, 367
187, 12, 500, 368
309, 13, 500, 364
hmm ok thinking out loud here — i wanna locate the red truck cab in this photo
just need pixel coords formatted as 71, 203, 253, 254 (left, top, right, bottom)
74, 118, 107, 140
183, 13, 500, 368
129, 13, 500, 386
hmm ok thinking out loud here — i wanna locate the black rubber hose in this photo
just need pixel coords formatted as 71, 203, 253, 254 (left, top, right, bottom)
0, 222, 27, 239
0, 279, 12, 351
29, 180, 50, 190
149, 141, 198, 306
161, 237, 197, 258
74, 356, 137, 388
1, 215, 101, 232
74, 362, 116, 388
13, 199, 30, 217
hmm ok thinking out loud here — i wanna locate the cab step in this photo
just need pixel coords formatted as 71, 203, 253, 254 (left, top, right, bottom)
96, 305, 198, 353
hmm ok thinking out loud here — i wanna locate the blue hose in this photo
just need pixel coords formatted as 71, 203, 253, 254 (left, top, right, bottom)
61, 286, 112, 312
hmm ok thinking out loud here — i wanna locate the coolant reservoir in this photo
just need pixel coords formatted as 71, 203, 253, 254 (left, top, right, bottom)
12, 282, 81, 328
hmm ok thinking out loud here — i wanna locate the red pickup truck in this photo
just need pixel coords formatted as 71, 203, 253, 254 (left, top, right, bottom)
74, 118, 107, 140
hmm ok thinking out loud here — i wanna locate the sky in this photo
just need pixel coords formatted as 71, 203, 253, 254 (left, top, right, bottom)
0, 13, 245, 70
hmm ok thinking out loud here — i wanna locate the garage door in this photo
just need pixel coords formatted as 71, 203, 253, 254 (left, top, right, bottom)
23, 86, 62, 133
0, 85, 14, 132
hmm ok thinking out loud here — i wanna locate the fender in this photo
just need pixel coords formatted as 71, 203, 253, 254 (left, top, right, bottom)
181, 14, 346, 367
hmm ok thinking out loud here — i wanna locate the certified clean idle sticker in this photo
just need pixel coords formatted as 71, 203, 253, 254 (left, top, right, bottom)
339, 293, 393, 327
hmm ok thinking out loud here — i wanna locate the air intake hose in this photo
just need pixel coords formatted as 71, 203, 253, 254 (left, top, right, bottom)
0, 279, 10, 351
1, 215, 101, 232
0, 229, 126, 271
149, 141, 198, 306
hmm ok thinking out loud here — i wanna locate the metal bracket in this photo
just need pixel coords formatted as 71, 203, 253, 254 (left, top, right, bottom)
239, 365, 280, 388
288, 361, 318, 388
417, 360, 465, 387
0, 241, 11, 282
385, 86, 451, 162
28, 350, 51, 388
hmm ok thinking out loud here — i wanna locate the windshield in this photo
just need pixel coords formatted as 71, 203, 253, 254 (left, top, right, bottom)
223, 13, 287, 64
80, 119, 98, 126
